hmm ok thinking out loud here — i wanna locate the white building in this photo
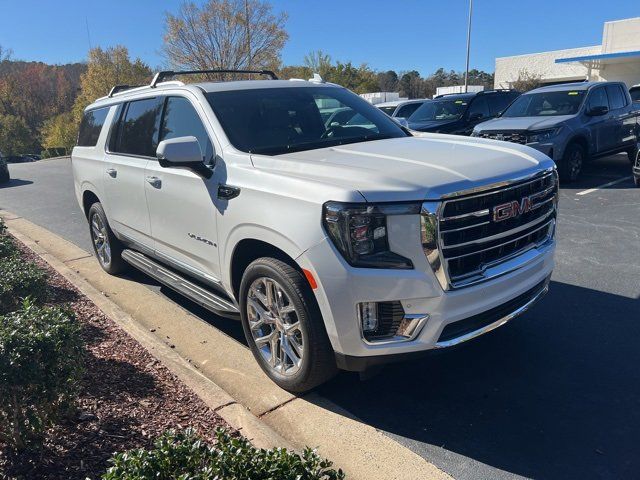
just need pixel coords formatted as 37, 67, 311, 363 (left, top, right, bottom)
495, 17, 640, 89
435, 85, 484, 97
360, 92, 407, 105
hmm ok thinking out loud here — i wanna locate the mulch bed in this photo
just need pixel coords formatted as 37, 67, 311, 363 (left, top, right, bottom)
0, 237, 234, 479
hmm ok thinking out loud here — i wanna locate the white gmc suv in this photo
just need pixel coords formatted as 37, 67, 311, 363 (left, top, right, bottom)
72, 70, 557, 392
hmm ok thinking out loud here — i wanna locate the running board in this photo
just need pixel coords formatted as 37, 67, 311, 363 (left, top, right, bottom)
121, 249, 240, 319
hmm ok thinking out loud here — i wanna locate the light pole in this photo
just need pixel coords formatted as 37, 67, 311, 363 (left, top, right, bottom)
464, 0, 473, 93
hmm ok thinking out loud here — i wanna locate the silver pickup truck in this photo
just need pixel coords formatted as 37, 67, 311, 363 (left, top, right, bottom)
472, 82, 639, 182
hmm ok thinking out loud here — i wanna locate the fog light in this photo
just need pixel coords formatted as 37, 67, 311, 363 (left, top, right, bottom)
358, 302, 379, 333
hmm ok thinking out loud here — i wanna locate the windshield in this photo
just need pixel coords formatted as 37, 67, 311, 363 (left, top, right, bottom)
378, 106, 396, 116
206, 87, 408, 155
408, 98, 468, 122
502, 90, 586, 117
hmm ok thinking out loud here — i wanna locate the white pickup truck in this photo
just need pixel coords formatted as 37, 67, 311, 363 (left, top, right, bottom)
72, 70, 557, 392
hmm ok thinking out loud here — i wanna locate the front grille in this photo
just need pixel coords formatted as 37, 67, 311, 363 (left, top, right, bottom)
438, 278, 548, 343
477, 131, 528, 145
429, 171, 557, 289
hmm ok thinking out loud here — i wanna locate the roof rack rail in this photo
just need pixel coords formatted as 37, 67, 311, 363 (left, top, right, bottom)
108, 84, 144, 97
150, 69, 278, 88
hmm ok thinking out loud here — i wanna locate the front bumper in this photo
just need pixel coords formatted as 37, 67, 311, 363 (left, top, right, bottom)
297, 231, 555, 370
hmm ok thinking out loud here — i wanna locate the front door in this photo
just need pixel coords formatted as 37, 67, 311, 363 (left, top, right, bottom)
103, 97, 164, 247
585, 86, 614, 154
144, 95, 222, 283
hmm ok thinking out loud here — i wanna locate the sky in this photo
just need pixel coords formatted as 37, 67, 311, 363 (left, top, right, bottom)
0, 0, 638, 74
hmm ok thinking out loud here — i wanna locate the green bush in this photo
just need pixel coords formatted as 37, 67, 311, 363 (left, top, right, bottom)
0, 302, 84, 450
0, 236, 18, 259
103, 428, 345, 480
0, 256, 47, 314
0, 217, 6, 235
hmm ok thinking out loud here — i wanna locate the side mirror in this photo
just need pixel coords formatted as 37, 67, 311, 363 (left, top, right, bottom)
394, 117, 409, 128
156, 136, 212, 179
587, 105, 609, 116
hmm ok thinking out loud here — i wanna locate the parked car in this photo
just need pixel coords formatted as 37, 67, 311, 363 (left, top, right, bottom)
72, 70, 557, 392
0, 155, 9, 184
376, 99, 429, 119
473, 82, 640, 182
630, 84, 640, 103
407, 89, 520, 135
4, 155, 33, 163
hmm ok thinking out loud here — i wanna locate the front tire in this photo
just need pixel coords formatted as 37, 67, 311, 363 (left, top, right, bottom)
87, 202, 127, 274
239, 257, 337, 393
627, 145, 639, 165
558, 142, 585, 183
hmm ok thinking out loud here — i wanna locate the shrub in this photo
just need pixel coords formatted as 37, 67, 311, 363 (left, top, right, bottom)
0, 256, 47, 314
103, 428, 345, 480
0, 217, 6, 234
0, 302, 84, 450
0, 235, 18, 259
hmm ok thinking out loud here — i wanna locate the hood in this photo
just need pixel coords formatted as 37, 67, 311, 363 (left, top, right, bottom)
475, 115, 574, 132
250, 135, 555, 203
407, 119, 458, 132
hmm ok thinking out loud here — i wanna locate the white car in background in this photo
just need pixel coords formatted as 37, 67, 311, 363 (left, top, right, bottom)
377, 99, 429, 119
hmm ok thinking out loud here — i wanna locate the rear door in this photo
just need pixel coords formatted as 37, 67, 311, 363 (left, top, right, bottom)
605, 84, 630, 150
104, 96, 164, 248
143, 94, 222, 283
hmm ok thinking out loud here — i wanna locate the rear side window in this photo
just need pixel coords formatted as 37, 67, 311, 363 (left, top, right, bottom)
606, 85, 626, 110
160, 97, 214, 163
78, 107, 109, 147
487, 94, 516, 116
112, 97, 164, 157
396, 103, 421, 118
467, 97, 490, 119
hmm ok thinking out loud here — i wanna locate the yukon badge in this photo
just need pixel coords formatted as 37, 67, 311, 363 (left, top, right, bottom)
493, 195, 542, 222
188, 233, 214, 246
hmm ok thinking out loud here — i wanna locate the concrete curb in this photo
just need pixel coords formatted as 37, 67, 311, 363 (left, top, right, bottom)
1, 210, 453, 480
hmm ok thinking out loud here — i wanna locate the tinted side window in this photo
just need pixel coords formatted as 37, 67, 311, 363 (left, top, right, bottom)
114, 97, 164, 157
606, 85, 626, 110
78, 107, 109, 147
396, 103, 421, 118
487, 94, 514, 116
160, 97, 214, 163
587, 87, 608, 110
467, 97, 490, 119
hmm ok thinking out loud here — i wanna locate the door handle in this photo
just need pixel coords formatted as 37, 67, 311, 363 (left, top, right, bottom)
106, 168, 117, 178
218, 184, 240, 200
146, 176, 162, 189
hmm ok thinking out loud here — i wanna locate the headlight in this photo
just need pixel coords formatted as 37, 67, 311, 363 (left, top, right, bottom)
322, 202, 419, 269
527, 128, 561, 144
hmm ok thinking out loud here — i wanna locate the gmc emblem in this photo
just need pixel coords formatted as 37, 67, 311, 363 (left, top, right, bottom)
493, 195, 541, 222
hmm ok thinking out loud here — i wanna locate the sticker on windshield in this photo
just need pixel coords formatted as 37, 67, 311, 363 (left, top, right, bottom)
568, 91, 579, 95
455, 100, 465, 104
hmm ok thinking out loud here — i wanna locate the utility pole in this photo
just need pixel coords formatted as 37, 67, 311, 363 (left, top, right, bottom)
464, 0, 473, 93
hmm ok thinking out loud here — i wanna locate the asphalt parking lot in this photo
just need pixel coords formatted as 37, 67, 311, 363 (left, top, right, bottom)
1, 155, 638, 479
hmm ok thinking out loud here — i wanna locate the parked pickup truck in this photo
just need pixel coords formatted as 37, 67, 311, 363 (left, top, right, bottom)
472, 82, 640, 182
72, 70, 557, 392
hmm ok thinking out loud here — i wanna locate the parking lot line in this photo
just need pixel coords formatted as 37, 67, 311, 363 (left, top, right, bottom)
576, 176, 632, 196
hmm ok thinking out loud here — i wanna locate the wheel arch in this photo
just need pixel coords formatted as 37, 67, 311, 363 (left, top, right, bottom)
566, 134, 590, 157
82, 189, 102, 218
229, 238, 303, 300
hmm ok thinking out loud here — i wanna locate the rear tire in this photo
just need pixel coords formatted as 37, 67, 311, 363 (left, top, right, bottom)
239, 257, 337, 393
558, 142, 585, 183
627, 145, 639, 165
87, 202, 127, 274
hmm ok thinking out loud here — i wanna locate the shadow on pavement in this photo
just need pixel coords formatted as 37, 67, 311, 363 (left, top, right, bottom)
317, 281, 640, 480
0, 179, 34, 188
560, 153, 634, 191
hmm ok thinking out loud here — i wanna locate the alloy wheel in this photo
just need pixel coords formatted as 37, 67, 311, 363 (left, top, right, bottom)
90, 213, 111, 266
247, 277, 304, 376
569, 149, 583, 180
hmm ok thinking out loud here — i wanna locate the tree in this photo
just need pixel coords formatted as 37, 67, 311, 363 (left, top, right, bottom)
399, 70, 423, 98
377, 70, 398, 92
0, 45, 11, 63
510, 69, 542, 92
304, 50, 332, 75
0, 114, 36, 154
72, 46, 151, 124
41, 111, 77, 152
163, 0, 288, 78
